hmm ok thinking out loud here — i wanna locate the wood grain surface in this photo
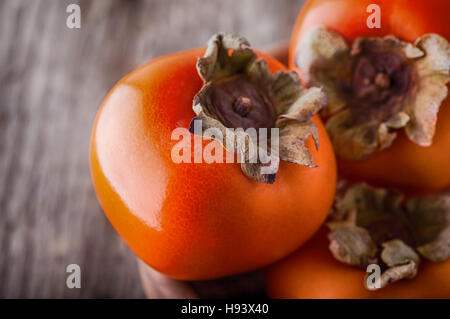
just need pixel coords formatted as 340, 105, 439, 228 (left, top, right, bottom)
0, 0, 304, 298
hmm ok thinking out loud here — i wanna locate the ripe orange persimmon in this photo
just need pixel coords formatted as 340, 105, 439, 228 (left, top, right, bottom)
290, 0, 450, 193
90, 38, 337, 280
265, 228, 450, 299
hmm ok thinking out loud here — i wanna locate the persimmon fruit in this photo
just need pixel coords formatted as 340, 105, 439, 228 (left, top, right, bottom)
265, 228, 450, 299
89, 35, 337, 280
265, 0, 450, 299
290, 0, 450, 193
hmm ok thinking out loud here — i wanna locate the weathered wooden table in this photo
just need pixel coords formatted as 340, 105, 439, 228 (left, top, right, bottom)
0, 0, 304, 298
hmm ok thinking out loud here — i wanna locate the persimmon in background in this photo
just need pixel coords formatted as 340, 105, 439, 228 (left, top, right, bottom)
266, 228, 450, 299
266, 0, 450, 299
290, 0, 450, 193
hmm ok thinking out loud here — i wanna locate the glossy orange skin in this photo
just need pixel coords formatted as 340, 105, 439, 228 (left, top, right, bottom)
89, 48, 337, 280
290, 0, 450, 193
266, 228, 450, 298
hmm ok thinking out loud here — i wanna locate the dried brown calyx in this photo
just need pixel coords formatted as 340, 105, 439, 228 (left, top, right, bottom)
327, 182, 450, 289
296, 25, 450, 160
190, 33, 327, 183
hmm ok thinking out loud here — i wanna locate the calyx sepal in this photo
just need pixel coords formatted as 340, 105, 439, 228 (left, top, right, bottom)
327, 182, 450, 289
191, 33, 327, 183
296, 25, 450, 160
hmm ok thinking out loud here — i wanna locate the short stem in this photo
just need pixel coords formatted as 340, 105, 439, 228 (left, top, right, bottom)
374, 72, 391, 89
233, 97, 252, 117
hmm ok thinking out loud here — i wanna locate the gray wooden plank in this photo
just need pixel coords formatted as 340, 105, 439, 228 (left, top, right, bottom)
0, 0, 304, 298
